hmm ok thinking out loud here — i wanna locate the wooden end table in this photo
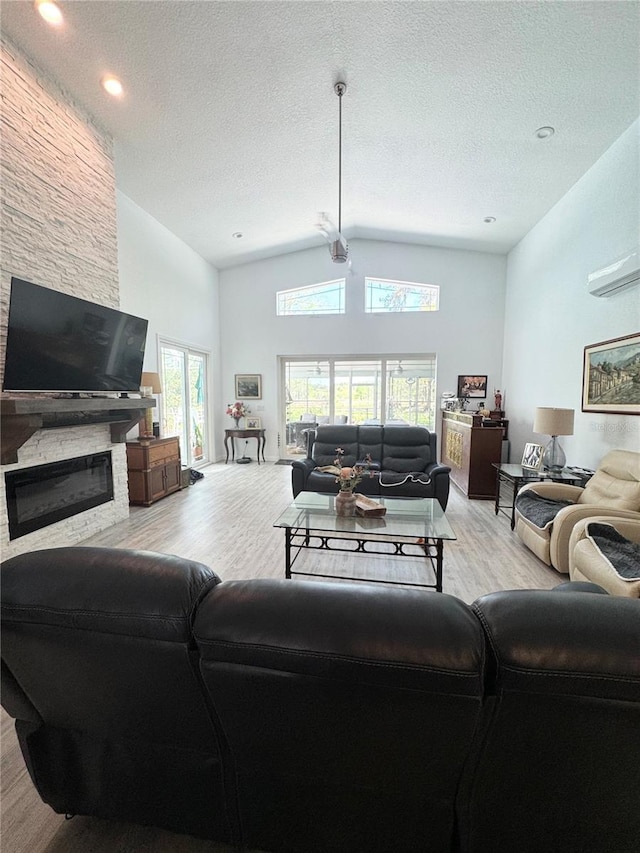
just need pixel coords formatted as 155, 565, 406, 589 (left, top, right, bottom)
224, 428, 266, 464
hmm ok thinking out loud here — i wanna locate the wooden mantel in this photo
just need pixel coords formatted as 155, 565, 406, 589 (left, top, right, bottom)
0, 396, 155, 465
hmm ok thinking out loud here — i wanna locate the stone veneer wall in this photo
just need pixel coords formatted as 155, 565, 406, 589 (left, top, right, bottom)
0, 35, 129, 558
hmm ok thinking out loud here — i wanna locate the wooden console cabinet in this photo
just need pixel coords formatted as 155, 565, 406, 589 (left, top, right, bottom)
126, 436, 181, 506
441, 411, 508, 500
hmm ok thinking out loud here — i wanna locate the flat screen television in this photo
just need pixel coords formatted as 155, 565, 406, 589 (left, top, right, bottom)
2, 277, 149, 394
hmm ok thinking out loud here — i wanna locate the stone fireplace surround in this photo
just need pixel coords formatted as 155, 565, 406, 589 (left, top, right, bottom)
0, 36, 136, 560
0, 397, 154, 559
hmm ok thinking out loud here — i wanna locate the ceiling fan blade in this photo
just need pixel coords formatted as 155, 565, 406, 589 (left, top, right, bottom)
316, 211, 340, 242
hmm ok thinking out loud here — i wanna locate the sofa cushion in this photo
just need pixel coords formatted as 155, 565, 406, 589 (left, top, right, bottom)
311, 425, 359, 467
578, 450, 640, 512
382, 426, 433, 473
357, 425, 383, 463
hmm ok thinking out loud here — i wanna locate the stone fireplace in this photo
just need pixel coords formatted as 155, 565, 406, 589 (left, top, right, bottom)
0, 397, 152, 558
0, 425, 130, 559
0, 38, 131, 559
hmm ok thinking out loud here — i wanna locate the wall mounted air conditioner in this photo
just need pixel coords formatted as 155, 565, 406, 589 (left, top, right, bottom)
588, 248, 640, 297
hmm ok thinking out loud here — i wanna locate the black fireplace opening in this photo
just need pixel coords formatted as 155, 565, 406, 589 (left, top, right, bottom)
5, 452, 114, 540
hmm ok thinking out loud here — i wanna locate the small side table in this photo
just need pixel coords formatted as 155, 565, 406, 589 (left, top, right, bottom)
224, 428, 266, 465
492, 463, 583, 530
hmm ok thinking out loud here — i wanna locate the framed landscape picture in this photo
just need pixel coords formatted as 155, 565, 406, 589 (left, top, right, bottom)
521, 442, 544, 470
235, 374, 262, 400
457, 374, 488, 398
582, 333, 640, 415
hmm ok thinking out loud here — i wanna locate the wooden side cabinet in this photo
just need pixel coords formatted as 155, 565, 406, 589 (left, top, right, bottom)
126, 436, 182, 506
441, 411, 506, 500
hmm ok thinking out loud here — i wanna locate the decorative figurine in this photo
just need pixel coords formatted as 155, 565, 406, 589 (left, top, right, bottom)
494, 389, 502, 411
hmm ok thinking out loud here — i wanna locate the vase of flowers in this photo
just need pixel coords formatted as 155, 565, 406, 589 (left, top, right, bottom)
226, 401, 249, 428
317, 448, 373, 517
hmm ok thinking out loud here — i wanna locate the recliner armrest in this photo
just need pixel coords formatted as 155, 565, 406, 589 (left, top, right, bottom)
291, 458, 317, 498
517, 481, 584, 502
426, 462, 451, 478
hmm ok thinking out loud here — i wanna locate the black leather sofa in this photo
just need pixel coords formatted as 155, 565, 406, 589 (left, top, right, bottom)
291, 424, 451, 509
2, 547, 639, 853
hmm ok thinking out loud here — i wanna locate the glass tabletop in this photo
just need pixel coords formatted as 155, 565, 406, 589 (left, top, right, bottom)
273, 491, 456, 541
491, 463, 580, 481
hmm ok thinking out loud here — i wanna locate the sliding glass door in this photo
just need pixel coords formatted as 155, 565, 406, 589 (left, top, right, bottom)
159, 341, 210, 468
280, 355, 436, 459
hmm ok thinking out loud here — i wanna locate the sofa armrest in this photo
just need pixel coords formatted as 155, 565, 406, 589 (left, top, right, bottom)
517, 481, 585, 502
551, 505, 640, 574
426, 462, 452, 511
291, 458, 316, 498
569, 516, 640, 572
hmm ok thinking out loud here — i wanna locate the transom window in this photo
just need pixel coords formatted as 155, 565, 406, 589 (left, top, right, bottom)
277, 279, 345, 316
365, 277, 439, 313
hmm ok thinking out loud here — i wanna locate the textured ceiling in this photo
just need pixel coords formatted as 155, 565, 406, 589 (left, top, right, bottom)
2, 1, 639, 268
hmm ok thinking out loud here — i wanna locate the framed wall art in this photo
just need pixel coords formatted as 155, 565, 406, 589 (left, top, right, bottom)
521, 442, 544, 471
457, 375, 488, 398
235, 374, 262, 400
582, 333, 640, 415
245, 416, 262, 429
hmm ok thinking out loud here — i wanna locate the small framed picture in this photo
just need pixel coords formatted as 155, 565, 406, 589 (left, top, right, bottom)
235, 374, 262, 400
457, 374, 488, 398
521, 442, 544, 470
245, 416, 262, 429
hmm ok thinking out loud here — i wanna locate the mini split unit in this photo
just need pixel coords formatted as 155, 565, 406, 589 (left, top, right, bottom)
588, 248, 640, 297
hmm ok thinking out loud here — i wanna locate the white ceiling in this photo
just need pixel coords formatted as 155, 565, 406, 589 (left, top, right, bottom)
2, 1, 639, 268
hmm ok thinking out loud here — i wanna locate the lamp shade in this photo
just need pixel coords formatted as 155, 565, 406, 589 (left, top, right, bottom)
141, 372, 162, 394
533, 407, 574, 436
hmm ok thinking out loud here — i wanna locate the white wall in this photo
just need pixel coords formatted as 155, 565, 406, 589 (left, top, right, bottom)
116, 192, 222, 455
219, 239, 507, 460
503, 119, 640, 469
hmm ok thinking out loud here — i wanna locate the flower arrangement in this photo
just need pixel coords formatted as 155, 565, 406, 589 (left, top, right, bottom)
226, 401, 250, 420
319, 447, 373, 492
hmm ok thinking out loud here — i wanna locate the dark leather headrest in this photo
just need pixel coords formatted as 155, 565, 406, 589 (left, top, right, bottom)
1, 547, 219, 642
195, 579, 485, 695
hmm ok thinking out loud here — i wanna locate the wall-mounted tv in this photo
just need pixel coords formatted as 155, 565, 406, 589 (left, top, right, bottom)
2, 277, 149, 394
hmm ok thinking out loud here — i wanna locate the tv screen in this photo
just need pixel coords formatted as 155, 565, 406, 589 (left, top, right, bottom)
3, 277, 149, 394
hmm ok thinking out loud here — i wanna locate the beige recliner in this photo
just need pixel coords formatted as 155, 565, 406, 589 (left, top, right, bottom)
569, 516, 640, 597
515, 449, 640, 574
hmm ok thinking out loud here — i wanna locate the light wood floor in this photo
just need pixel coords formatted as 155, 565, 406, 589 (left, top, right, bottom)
1, 461, 561, 853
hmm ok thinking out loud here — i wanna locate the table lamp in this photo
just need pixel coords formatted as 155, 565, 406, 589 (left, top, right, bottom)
139, 371, 162, 438
533, 407, 574, 471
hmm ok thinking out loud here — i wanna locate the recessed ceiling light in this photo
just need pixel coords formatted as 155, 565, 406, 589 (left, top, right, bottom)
101, 76, 124, 97
483, 216, 496, 224
35, 0, 63, 26
535, 126, 555, 139
232, 232, 243, 239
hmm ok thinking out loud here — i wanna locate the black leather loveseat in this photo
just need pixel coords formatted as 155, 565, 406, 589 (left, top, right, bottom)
291, 424, 451, 509
2, 547, 639, 853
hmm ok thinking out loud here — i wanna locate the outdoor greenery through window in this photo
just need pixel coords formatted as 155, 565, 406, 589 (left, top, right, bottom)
281, 357, 437, 458
276, 279, 345, 316
365, 278, 439, 313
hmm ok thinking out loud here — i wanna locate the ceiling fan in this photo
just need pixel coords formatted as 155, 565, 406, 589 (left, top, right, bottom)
316, 82, 349, 265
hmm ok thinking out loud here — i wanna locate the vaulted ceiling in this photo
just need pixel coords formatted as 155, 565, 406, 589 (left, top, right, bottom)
2, 1, 638, 268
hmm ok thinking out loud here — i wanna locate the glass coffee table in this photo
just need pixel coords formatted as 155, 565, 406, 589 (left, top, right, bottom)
273, 491, 456, 592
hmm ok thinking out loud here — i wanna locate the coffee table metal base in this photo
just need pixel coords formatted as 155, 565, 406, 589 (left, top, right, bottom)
284, 527, 444, 592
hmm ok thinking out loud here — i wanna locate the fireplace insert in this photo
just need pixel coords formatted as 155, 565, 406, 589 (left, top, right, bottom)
5, 452, 114, 540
